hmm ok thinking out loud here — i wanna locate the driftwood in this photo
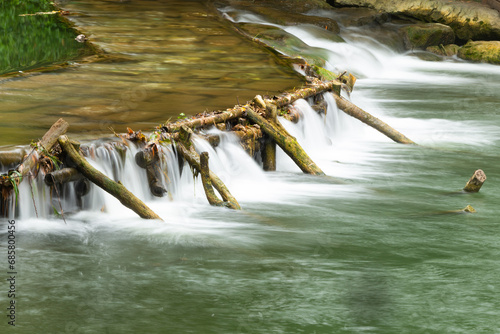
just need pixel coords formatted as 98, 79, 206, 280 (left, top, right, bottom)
268, 79, 341, 108
135, 145, 167, 197
174, 126, 241, 210
332, 94, 415, 145
463, 169, 486, 193
44, 167, 83, 186
246, 107, 325, 175
0, 118, 69, 189
58, 135, 162, 220
163, 108, 246, 133
200, 152, 224, 207
0, 150, 26, 167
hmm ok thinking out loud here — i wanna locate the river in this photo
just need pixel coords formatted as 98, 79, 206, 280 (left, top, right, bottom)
1, 1, 500, 333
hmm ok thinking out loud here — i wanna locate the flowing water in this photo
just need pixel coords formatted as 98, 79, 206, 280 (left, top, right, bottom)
2, 2, 500, 334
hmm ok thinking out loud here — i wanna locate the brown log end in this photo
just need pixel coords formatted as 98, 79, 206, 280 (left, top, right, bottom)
463, 169, 486, 193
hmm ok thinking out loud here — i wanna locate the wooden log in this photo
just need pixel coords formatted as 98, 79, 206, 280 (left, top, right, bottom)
265, 79, 342, 108
232, 125, 262, 157
262, 138, 277, 171
175, 127, 241, 210
0, 118, 69, 188
163, 107, 246, 133
200, 152, 224, 207
135, 145, 167, 197
146, 164, 167, 197
44, 168, 83, 186
58, 135, 162, 220
332, 94, 415, 145
463, 169, 486, 193
162, 80, 342, 135
0, 150, 26, 167
245, 107, 325, 175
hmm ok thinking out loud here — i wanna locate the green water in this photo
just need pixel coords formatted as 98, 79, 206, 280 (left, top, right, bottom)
0, 0, 302, 147
1, 1, 500, 333
0, 0, 91, 75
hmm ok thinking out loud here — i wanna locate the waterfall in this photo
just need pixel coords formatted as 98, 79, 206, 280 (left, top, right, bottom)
4, 8, 500, 221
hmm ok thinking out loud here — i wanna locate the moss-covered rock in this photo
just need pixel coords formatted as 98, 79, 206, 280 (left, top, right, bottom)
426, 44, 460, 57
332, 0, 500, 41
399, 23, 455, 50
457, 40, 500, 64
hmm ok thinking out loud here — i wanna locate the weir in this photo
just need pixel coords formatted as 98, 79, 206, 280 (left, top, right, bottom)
0, 92, 367, 220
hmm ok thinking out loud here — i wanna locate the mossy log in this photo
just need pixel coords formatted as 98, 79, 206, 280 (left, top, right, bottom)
0, 118, 69, 189
0, 150, 26, 167
332, 94, 415, 145
135, 145, 167, 197
245, 107, 325, 175
232, 124, 263, 157
200, 152, 224, 207
463, 169, 486, 193
163, 108, 246, 133
44, 167, 83, 186
266, 79, 342, 108
174, 126, 241, 210
58, 135, 162, 220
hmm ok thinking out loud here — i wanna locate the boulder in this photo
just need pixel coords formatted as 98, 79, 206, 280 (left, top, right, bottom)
331, 0, 500, 41
457, 40, 500, 64
426, 44, 460, 56
399, 23, 455, 50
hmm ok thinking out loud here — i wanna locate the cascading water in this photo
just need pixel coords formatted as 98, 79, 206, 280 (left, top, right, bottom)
2, 4, 500, 333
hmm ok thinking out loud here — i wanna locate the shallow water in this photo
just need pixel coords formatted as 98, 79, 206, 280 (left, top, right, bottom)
0, 0, 302, 146
1, 2, 500, 334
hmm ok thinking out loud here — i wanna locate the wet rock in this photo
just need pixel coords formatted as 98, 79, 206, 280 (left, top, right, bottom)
399, 23, 455, 50
324, 7, 391, 27
332, 0, 500, 41
219, 0, 340, 33
426, 44, 460, 57
408, 50, 444, 62
238, 24, 330, 66
457, 40, 500, 64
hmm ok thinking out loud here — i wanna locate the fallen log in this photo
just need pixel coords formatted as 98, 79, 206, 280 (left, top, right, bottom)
0, 118, 69, 189
135, 145, 167, 197
58, 135, 162, 220
245, 107, 325, 175
232, 124, 262, 157
200, 152, 224, 207
0, 150, 26, 167
463, 169, 486, 193
332, 94, 415, 145
174, 126, 241, 210
266, 79, 342, 108
44, 167, 83, 186
163, 107, 246, 133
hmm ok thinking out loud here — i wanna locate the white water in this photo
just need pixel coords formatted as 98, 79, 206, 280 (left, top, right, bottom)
5, 8, 500, 231
3, 6, 500, 334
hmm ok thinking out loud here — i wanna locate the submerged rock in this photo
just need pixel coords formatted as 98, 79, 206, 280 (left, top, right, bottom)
399, 23, 455, 50
237, 23, 331, 66
457, 40, 500, 64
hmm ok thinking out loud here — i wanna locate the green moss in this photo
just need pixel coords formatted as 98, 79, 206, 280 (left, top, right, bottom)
457, 41, 500, 65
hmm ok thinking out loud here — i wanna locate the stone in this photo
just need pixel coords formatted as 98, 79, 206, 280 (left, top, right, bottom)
457, 40, 500, 64
399, 23, 455, 50
426, 44, 460, 57
331, 0, 500, 41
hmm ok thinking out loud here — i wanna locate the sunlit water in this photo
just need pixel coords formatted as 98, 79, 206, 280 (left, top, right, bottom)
2, 3, 500, 334
0, 0, 302, 146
